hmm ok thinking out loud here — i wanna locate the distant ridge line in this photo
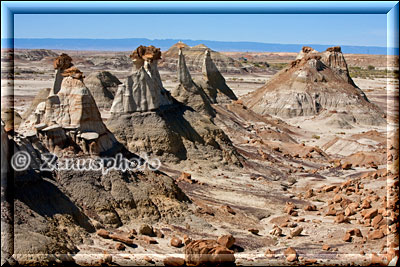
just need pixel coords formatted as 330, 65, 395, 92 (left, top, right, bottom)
2, 38, 397, 55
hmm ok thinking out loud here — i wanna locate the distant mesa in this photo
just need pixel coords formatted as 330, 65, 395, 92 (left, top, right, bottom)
14, 49, 59, 61
242, 46, 386, 127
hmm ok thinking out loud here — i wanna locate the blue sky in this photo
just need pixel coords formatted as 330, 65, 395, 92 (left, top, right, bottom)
14, 14, 387, 46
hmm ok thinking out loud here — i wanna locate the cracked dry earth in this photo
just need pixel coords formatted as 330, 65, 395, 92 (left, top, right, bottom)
74, 80, 399, 266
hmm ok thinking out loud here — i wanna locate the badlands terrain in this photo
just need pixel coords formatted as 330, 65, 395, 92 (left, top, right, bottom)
1, 43, 399, 266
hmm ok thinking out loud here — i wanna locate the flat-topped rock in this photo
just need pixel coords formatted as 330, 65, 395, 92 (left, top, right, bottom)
24, 131, 37, 138
62, 125, 79, 130
42, 124, 62, 132
34, 123, 47, 130
81, 132, 99, 141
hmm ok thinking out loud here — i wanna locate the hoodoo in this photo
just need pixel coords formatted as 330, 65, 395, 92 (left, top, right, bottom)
242, 46, 385, 127
196, 50, 238, 103
52, 53, 73, 95
107, 45, 242, 165
159, 41, 246, 73
19, 55, 120, 156
110, 45, 173, 113
171, 48, 216, 117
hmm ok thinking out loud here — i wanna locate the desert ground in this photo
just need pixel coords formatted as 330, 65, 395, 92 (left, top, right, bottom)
1, 46, 399, 266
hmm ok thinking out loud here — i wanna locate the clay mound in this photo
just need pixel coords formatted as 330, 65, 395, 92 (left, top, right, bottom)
2, 119, 191, 265
242, 46, 386, 126
195, 50, 238, 103
21, 88, 51, 120
159, 42, 246, 73
171, 48, 215, 117
14, 49, 59, 61
342, 150, 386, 168
85, 71, 122, 109
1, 108, 22, 131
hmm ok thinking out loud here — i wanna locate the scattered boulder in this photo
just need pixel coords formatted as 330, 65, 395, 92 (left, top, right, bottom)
342, 163, 352, 170
217, 234, 235, 249
305, 205, 317, 211
343, 232, 352, 242
322, 244, 331, 251
362, 208, 378, 219
368, 230, 384, 240
177, 172, 196, 184
290, 226, 303, 238
305, 189, 314, 198
141, 236, 158, 245
248, 228, 259, 235
109, 232, 135, 245
97, 229, 110, 239
221, 205, 236, 215
371, 214, 383, 228
139, 224, 155, 237
265, 249, 275, 258
170, 236, 183, 248
326, 205, 337, 216
285, 202, 297, 215
144, 256, 154, 263
269, 225, 283, 236
284, 247, 298, 262
335, 214, 348, 223
115, 243, 125, 251
185, 239, 235, 266
163, 257, 185, 267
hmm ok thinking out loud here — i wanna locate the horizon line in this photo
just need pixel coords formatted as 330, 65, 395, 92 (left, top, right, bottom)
4, 37, 390, 49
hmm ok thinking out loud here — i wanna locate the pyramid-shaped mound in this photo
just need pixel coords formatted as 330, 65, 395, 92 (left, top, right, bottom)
84, 71, 122, 109
171, 48, 215, 117
242, 46, 385, 126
